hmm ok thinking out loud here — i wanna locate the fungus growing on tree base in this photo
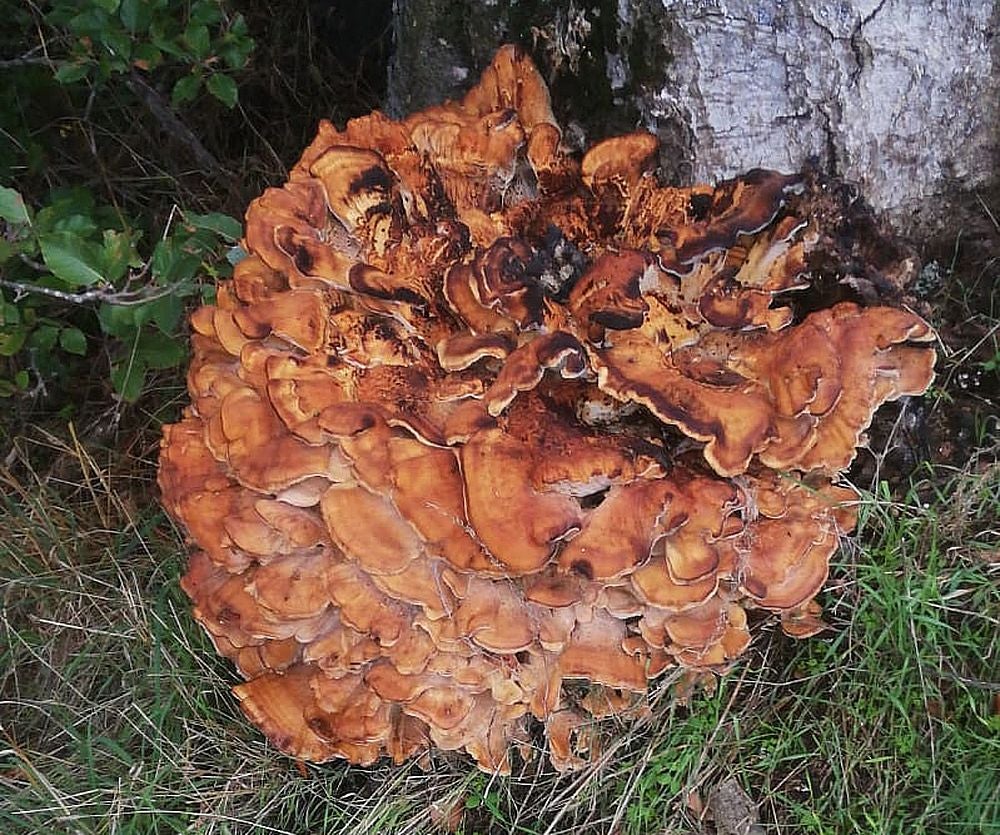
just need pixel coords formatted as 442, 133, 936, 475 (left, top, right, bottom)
158, 45, 936, 773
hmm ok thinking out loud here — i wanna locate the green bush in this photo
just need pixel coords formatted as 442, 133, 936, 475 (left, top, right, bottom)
43, 0, 252, 107
0, 184, 242, 399
0, 0, 254, 404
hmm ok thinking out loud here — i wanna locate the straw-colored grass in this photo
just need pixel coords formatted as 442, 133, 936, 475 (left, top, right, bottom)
2, 406, 996, 834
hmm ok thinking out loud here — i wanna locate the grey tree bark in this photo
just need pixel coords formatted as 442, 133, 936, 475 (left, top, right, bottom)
387, 0, 999, 240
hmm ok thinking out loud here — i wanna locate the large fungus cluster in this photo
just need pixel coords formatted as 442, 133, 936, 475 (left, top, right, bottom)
158, 46, 936, 772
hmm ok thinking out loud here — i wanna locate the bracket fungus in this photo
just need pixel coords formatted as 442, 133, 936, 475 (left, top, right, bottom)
159, 46, 936, 773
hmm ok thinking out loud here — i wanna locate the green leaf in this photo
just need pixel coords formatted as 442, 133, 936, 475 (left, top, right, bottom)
100, 229, 138, 284
178, 229, 219, 259
219, 36, 254, 71
145, 293, 183, 333
151, 238, 200, 285
231, 12, 249, 38
44, 3, 75, 26
189, 0, 223, 27
0, 379, 16, 397
150, 25, 187, 60
171, 74, 202, 107
59, 326, 88, 355
130, 301, 152, 328
220, 13, 254, 68
187, 211, 242, 241
98, 302, 138, 338
111, 357, 147, 402
183, 23, 211, 60
136, 328, 185, 369
0, 326, 28, 357
97, 55, 120, 78
205, 73, 238, 109
1, 302, 21, 326
119, 0, 151, 33
47, 213, 99, 238
132, 42, 161, 69
14, 369, 29, 389
67, 8, 111, 37
54, 61, 92, 84
0, 186, 30, 225
100, 29, 133, 65
132, 294, 186, 330
28, 324, 59, 351
38, 232, 106, 287
92, 0, 121, 12
34, 187, 96, 231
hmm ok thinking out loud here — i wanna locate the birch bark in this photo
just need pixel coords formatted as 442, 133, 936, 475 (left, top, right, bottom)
387, 0, 999, 237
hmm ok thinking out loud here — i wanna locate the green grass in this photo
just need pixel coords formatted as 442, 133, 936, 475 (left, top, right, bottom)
714, 469, 1000, 834
2, 424, 996, 834
0, 433, 463, 835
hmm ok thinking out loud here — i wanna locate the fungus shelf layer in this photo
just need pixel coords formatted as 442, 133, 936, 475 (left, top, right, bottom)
159, 45, 936, 772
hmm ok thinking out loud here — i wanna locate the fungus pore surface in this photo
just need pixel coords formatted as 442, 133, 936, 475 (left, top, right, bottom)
159, 46, 936, 773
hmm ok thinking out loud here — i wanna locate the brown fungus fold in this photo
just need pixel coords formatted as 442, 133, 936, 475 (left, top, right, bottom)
159, 45, 936, 773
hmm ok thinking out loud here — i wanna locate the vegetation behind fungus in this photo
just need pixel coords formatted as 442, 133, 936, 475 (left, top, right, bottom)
158, 46, 936, 772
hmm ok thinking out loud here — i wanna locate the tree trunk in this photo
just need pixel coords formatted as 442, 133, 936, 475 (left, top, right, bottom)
387, 0, 999, 239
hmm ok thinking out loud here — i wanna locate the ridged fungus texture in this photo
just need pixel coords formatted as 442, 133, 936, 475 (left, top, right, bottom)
159, 45, 936, 773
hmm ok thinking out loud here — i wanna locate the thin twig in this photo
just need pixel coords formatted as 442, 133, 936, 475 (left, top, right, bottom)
0, 56, 58, 69
975, 192, 1000, 232
235, 99, 287, 176
0, 276, 176, 306
124, 70, 226, 178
